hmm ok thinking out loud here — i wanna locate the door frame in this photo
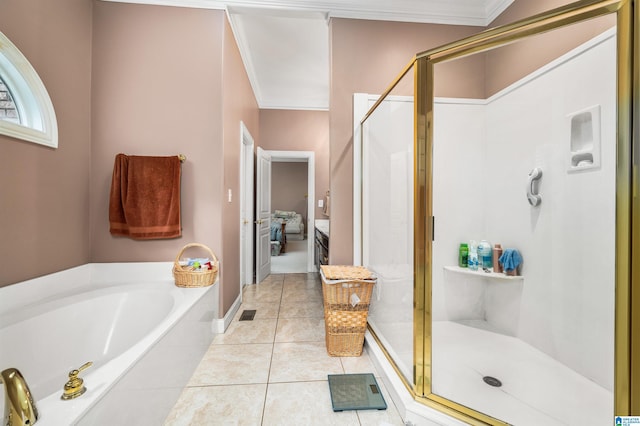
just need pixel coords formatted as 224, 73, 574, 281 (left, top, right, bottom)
239, 121, 255, 295
266, 150, 316, 272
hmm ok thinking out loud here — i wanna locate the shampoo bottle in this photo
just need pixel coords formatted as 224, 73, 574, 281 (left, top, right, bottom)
458, 243, 468, 268
468, 240, 478, 271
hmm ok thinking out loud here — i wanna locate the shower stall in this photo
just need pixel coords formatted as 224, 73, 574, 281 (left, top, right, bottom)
355, 1, 638, 425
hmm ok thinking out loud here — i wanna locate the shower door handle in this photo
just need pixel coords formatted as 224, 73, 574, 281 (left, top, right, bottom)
526, 168, 543, 206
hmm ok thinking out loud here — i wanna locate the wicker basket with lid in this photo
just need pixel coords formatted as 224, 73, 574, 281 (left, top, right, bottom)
320, 265, 376, 356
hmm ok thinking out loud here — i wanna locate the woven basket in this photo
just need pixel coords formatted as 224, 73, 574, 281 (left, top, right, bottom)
321, 265, 373, 281
172, 243, 219, 288
320, 265, 376, 356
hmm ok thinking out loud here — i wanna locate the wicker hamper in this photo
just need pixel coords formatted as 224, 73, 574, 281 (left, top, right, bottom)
320, 265, 376, 357
172, 243, 219, 288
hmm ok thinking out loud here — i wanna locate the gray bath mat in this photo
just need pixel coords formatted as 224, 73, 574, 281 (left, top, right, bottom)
327, 373, 387, 412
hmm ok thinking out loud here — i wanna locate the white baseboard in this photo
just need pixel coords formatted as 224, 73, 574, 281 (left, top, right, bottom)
213, 294, 241, 334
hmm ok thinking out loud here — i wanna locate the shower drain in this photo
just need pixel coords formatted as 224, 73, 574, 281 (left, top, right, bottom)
482, 376, 502, 387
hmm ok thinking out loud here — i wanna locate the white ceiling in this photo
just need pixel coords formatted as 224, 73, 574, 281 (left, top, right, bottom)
103, 0, 515, 110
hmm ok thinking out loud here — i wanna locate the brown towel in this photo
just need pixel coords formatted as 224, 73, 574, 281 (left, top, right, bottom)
109, 153, 182, 240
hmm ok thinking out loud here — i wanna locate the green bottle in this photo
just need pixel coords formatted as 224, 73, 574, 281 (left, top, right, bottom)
458, 243, 469, 267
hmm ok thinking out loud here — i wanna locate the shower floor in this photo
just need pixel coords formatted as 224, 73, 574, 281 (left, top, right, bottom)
432, 321, 612, 426
368, 319, 612, 425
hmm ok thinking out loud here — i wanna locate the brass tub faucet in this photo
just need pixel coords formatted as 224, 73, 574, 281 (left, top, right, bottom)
1, 368, 38, 426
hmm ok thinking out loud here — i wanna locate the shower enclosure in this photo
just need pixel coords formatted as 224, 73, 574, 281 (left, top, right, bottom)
356, 1, 638, 424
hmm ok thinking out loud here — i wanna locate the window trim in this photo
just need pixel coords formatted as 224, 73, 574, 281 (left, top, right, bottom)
0, 31, 58, 148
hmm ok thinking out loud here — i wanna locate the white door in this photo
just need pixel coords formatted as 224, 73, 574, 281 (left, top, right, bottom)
255, 147, 272, 283
239, 122, 255, 290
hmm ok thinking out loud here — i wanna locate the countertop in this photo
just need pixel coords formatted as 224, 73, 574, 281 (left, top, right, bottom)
315, 219, 329, 236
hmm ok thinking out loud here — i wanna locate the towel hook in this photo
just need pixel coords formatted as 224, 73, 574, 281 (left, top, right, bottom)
526, 168, 542, 206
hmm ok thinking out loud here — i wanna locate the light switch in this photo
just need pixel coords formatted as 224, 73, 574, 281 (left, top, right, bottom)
228, 189, 232, 203
318, 199, 324, 208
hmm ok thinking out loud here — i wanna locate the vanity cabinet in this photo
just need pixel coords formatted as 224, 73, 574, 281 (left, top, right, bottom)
314, 221, 329, 268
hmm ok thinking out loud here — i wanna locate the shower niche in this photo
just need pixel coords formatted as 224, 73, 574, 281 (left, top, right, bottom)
568, 104, 601, 172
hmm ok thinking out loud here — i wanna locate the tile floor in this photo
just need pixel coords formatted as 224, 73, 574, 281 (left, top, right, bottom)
165, 273, 404, 426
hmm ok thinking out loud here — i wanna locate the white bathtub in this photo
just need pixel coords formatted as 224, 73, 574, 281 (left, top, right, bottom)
0, 262, 218, 425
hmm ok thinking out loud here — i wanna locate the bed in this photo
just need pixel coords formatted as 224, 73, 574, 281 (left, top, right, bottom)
271, 210, 305, 240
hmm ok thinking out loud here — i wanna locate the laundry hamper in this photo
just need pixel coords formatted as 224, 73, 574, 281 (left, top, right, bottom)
320, 265, 376, 357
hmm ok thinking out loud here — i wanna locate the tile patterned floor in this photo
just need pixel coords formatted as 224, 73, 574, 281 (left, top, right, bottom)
165, 273, 404, 425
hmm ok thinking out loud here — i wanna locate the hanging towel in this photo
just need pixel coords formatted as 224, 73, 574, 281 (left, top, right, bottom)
499, 249, 523, 273
109, 153, 182, 240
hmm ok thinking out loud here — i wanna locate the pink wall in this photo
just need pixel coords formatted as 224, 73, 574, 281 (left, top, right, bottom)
328, 19, 481, 264
328, 2, 617, 265
220, 17, 260, 314
91, 2, 225, 264
487, 0, 616, 96
0, 0, 93, 287
271, 163, 309, 217
91, 2, 258, 317
0, 0, 615, 306
258, 109, 330, 221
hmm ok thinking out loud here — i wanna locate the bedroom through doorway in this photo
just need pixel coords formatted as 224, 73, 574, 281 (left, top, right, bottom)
266, 150, 315, 274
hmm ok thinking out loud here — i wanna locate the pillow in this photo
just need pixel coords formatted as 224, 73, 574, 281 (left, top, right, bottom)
275, 209, 296, 218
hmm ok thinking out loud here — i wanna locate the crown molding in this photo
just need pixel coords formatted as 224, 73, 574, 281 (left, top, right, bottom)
100, 0, 515, 27
99, 0, 515, 109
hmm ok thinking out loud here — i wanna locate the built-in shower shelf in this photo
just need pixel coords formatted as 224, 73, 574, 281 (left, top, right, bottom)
444, 266, 524, 281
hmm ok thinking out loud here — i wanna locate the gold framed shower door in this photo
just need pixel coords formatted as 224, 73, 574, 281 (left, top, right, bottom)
364, 0, 638, 424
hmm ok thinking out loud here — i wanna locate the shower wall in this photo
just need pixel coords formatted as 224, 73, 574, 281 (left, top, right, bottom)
433, 30, 616, 391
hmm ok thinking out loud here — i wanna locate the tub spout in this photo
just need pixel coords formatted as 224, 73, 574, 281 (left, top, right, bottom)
0, 368, 38, 426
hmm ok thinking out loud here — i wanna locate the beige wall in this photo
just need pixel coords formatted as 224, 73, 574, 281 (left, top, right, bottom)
328, 19, 482, 263
91, 2, 225, 266
0, 0, 266, 318
0, 0, 93, 287
271, 163, 308, 217
0, 0, 615, 305
220, 17, 260, 314
487, 0, 616, 96
328, 2, 618, 265
91, 2, 258, 318
258, 109, 330, 221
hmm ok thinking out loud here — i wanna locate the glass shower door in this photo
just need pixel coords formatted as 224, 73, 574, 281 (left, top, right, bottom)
358, 1, 637, 424
428, 18, 617, 426
360, 70, 416, 385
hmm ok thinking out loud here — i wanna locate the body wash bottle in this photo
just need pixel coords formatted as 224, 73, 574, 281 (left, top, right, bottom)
478, 240, 492, 270
493, 244, 503, 273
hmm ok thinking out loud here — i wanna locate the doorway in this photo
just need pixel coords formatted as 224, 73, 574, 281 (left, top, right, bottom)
239, 121, 255, 294
265, 150, 315, 274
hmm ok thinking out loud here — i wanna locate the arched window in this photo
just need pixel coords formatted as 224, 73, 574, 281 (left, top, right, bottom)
0, 75, 21, 124
0, 31, 58, 148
